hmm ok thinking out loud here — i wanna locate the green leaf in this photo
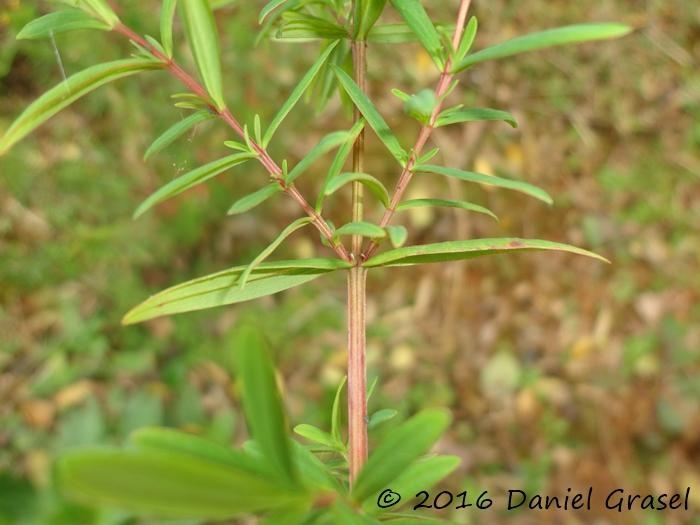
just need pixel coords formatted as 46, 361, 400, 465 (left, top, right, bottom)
332, 502, 381, 525
122, 259, 350, 324
130, 427, 267, 475
17, 9, 110, 39
180, 0, 226, 109
238, 217, 312, 287
317, 119, 365, 212
57, 449, 302, 519
385, 225, 408, 248
330, 376, 347, 445
80, 0, 120, 27
367, 23, 417, 44
259, 0, 291, 24
455, 16, 478, 61
233, 323, 298, 487
0, 59, 162, 156
144, 110, 213, 160
334, 67, 407, 165
277, 12, 348, 41
389, 0, 444, 68
334, 222, 386, 240
351, 409, 451, 502
324, 172, 390, 208
293, 424, 340, 450
436, 107, 517, 128
454, 23, 633, 72
228, 183, 282, 215
286, 130, 351, 184
263, 41, 339, 147
363, 238, 610, 268
416, 164, 553, 205
353, 0, 388, 40
397, 198, 498, 221
367, 408, 398, 430
134, 152, 255, 218
161, 0, 178, 57
365, 455, 460, 513
403, 89, 437, 124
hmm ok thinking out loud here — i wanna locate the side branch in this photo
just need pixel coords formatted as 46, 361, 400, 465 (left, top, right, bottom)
113, 23, 352, 264
361, 0, 472, 262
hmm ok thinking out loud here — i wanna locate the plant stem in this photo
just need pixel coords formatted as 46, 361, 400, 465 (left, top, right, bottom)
113, 23, 352, 264
361, 0, 473, 262
346, 265, 367, 484
347, 31, 369, 485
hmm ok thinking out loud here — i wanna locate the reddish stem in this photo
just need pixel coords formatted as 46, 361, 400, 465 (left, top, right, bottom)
361, 0, 473, 262
113, 23, 352, 264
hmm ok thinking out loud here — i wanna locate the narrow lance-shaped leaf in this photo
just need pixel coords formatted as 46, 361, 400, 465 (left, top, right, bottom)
363, 238, 610, 268
0, 59, 163, 156
238, 217, 312, 288
259, 0, 291, 24
122, 258, 351, 324
364, 455, 460, 513
324, 172, 390, 208
134, 153, 255, 218
57, 449, 303, 519
263, 41, 339, 147
144, 110, 213, 160
293, 424, 340, 450
130, 427, 268, 475
228, 183, 282, 215
334, 66, 407, 165
455, 16, 478, 61
367, 23, 417, 44
385, 225, 407, 248
454, 23, 633, 73
285, 130, 351, 184
276, 12, 348, 41
330, 376, 347, 445
81, 0, 120, 27
353, 0, 387, 40
397, 198, 498, 221
160, 0, 178, 58
351, 409, 451, 502
436, 107, 517, 128
17, 9, 111, 39
180, 0, 226, 109
317, 119, 365, 212
389, 0, 444, 68
334, 221, 386, 240
416, 164, 553, 205
233, 323, 299, 487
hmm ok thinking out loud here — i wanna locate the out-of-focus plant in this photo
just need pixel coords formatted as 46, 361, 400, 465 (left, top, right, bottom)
0, 0, 630, 522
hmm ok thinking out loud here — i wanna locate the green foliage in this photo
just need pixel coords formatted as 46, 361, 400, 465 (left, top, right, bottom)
16, 9, 110, 39
363, 238, 609, 268
0, 59, 162, 155
351, 409, 451, 502
389, 0, 445, 68
334, 66, 408, 165
135, 152, 256, 217
180, 0, 226, 109
416, 164, 553, 205
453, 23, 632, 72
122, 259, 350, 324
1, 0, 632, 522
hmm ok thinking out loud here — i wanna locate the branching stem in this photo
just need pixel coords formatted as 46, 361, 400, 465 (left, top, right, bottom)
361, 0, 473, 261
113, 23, 352, 264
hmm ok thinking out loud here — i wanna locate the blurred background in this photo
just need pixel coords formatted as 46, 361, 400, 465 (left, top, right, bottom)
0, 1, 698, 524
